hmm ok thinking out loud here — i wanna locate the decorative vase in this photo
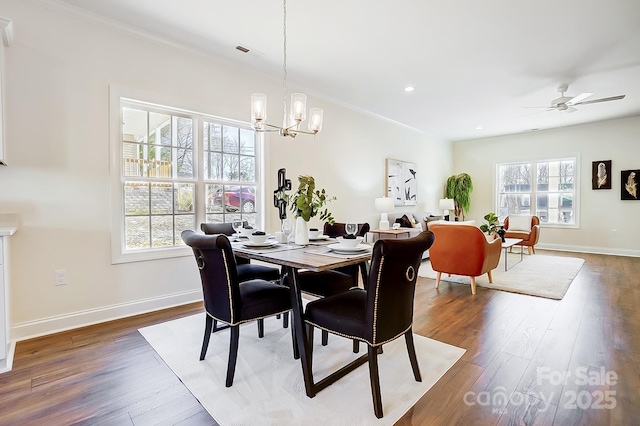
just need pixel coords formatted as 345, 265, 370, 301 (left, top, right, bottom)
497, 228, 506, 242
294, 217, 309, 245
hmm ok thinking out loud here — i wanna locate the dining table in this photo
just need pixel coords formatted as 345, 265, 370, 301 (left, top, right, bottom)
231, 236, 372, 398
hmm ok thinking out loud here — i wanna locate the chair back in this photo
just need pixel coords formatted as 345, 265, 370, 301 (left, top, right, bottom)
323, 222, 370, 237
504, 215, 540, 231
181, 230, 240, 324
201, 221, 248, 236
429, 224, 501, 276
365, 231, 434, 344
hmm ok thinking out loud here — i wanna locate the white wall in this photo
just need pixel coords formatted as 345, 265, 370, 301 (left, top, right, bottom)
454, 116, 640, 256
0, 0, 451, 339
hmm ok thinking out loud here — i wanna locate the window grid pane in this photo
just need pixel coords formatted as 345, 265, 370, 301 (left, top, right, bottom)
497, 158, 576, 225
119, 101, 259, 256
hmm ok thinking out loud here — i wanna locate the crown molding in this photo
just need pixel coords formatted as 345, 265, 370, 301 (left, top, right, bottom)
0, 17, 13, 46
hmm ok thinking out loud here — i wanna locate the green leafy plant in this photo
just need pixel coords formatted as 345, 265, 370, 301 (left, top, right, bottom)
479, 212, 500, 236
288, 175, 336, 224
445, 173, 473, 220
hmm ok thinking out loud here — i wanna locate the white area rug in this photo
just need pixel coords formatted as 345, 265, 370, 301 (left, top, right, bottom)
419, 253, 585, 299
139, 313, 465, 425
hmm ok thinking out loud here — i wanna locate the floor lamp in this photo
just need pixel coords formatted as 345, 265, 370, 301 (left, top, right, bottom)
439, 198, 455, 221
375, 197, 395, 230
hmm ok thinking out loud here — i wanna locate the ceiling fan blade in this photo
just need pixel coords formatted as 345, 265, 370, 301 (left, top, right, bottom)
567, 92, 593, 105
572, 95, 625, 106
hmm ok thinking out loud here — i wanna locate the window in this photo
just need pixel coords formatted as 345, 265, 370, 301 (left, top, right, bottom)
110, 92, 262, 263
497, 157, 578, 226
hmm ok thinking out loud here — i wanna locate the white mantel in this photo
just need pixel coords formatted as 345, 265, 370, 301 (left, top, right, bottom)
0, 213, 18, 373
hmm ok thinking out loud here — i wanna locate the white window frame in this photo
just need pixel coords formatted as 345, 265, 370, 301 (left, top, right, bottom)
495, 155, 579, 229
109, 86, 264, 263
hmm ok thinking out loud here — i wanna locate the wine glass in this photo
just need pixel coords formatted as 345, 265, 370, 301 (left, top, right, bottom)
281, 218, 293, 245
345, 221, 358, 237
231, 219, 243, 241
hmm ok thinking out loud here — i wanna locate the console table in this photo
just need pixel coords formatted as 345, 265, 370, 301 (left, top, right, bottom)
368, 228, 411, 241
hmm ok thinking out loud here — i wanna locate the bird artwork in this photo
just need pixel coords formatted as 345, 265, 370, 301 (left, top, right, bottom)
624, 171, 637, 199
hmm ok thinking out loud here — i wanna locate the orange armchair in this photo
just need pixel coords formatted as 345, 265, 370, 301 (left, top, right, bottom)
503, 215, 540, 255
428, 224, 502, 295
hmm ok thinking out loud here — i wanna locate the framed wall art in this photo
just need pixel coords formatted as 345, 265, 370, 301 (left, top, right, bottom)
592, 160, 611, 190
386, 158, 417, 206
621, 169, 639, 200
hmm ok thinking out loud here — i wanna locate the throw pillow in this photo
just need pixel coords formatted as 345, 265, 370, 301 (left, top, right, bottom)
508, 215, 532, 231
396, 214, 413, 228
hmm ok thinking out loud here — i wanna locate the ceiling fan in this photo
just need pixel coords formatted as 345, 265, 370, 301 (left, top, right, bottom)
528, 84, 626, 113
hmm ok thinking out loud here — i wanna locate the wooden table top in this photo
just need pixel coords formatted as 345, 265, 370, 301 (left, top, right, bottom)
232, 240, 371, 272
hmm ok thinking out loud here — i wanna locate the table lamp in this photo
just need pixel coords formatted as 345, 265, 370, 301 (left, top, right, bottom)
375, 197, 395, 230
439, 198, 455, 221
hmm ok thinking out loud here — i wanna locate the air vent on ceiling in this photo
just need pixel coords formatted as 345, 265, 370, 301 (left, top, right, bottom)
235, 45, 250, 53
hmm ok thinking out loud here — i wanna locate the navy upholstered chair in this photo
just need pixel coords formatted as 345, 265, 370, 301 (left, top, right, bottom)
181, 230, 292, 387
304, 231, 434, 418
296, 222, 370, 349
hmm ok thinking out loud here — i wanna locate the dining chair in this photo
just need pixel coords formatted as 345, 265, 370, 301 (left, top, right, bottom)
201, 222, 287, 333
181, 230, 292, 387
296, 222, 371, 350
304, 231, 434, 418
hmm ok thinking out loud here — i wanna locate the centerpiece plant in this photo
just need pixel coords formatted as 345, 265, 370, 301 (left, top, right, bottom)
287, 175, 335, 244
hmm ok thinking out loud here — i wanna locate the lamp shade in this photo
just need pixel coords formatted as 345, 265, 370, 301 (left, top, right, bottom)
439, 198, 455, 210
375, 197, 395, 213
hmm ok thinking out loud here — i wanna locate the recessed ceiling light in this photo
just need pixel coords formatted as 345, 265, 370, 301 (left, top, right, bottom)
404, 86, 414, 92
476, 126, 483, 130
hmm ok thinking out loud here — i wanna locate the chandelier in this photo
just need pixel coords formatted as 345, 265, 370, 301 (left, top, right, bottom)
250, 0, 324, 138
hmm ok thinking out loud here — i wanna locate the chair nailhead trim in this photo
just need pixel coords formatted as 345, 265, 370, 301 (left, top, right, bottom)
207, 309, 291, 327
221, 250, 234, 324
371, 257, 385, 344
304, 320, 412, 348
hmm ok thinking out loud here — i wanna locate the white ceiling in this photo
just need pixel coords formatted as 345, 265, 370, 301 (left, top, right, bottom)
54, 0, 640, 141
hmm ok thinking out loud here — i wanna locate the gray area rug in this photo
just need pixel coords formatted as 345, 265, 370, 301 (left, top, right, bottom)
419, 253, 584, 299
140, 313, 465, 425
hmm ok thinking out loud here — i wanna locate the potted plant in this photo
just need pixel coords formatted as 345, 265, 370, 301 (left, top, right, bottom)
287, 175, 335, 244
479, 212, 501, 240
445, 173, 473, 220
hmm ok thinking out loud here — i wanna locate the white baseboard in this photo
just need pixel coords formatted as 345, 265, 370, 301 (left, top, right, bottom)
537, 243, 640, 258
10, 290, 202, 342
0, 341, 16, 374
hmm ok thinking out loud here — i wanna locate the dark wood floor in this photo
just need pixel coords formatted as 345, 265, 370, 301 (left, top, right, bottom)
0, 250, 638, 425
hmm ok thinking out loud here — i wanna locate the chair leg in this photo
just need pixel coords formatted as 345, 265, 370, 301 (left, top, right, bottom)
306, 323, 314, 373
487, 270, 493, 283
404, 330, 422, 382
470, 277, 477, 295
529, 246, 534, 255
322, 330, 329, 346
435, 272, 442, 289
257, 318, 264, 338
200, 315, 214, 360
225, 326, 240, 387
291, 323, 299, 360
367, 345, 383, 418
283, 312, 289, 328
212, 319, 218, 332
353, 339, 359, 353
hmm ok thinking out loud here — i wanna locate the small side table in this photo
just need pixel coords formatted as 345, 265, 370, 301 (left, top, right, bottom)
369, 228, 411, 242
501, 238, 523, 271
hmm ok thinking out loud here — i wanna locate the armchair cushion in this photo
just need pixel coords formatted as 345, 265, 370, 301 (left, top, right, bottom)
507, 215, 532, 232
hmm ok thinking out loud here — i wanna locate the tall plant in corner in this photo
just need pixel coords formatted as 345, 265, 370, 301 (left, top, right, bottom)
445, 173, 474, 220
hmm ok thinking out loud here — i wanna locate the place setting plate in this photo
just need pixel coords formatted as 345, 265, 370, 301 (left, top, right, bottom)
327, 243, 370, 254
242, 240, 279, 248
308, 235, 330, 241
